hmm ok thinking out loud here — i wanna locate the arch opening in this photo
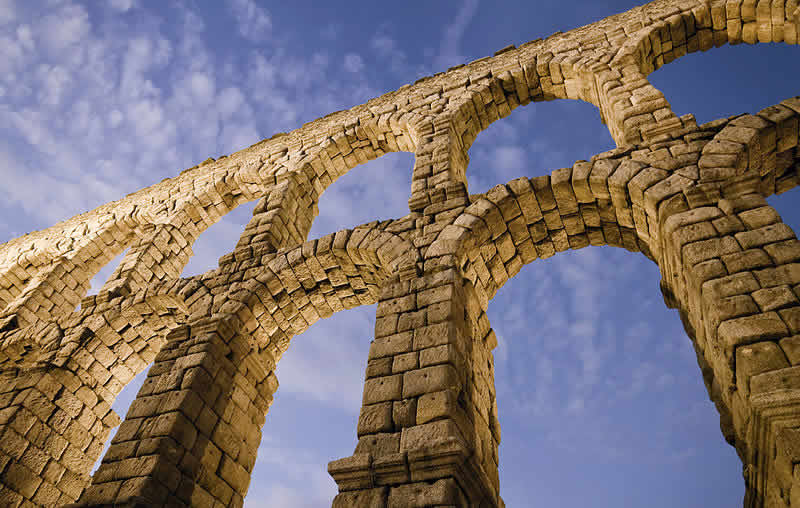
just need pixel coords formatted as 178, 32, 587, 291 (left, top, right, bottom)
180, 199, 259, 278
647, 42, 800, 126
489, 245, 743, 507
308, 151, 415, 239
464, 98, 614, 196
246, 305, 377, 505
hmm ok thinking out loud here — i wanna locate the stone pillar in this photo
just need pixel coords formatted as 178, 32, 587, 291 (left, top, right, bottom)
0, 365, 120, 506
75, 316, 277, 507
328, 265, 502, 507
659, 190, 800, 507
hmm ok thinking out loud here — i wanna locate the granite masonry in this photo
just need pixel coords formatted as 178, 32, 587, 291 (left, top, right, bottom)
0, 0, 799, 506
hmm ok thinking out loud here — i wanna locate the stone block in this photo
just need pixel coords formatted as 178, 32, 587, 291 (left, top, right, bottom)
780, 335, 800, 365
682, 236, 741, 265
416, 389, 459, 425
392, 399, 417, 429
735, 341, 789, 395
752, 285, 798, 311
388, 478, 466, 507
721, 248, 774, 273
363, 375, 403, 405
718, 312, 789, 350
412, 322, 453, 350
369, 332, 413, 359
358, 402, 393, 436
402, 365, 460, 399
355, 432, 400, 456
333, 487, 388, 508
703, 272, 760, 299
780, 306, 800, 333
754, 263, 800, 287
765, 239, 800, 264
366, 357, 394, 379
400, 419, 466, 453
751, 365, 800, 394
392, 352, 419, 373
735, 223, 795, 249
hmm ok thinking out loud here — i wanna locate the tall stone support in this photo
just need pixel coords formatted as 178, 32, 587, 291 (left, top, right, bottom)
103, 224, 196, 295
329, 265, 502, 508
74, 316, 276, 507
0, 365, 121, 506
235, 174, 319, 256
659, 189, 800, 507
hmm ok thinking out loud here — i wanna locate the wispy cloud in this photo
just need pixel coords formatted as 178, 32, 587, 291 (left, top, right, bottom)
0, 0, 16, 25
343, 53, 364, 73
436, 0, 480, 69
109, 0, 135, 13
229, 0, 272, 42
248, 435, 335, 507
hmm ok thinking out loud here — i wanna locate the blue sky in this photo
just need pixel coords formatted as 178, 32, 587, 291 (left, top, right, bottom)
0, 0, 799, 506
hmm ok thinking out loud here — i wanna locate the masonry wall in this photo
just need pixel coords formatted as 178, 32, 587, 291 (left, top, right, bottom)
0, 0, 798, 506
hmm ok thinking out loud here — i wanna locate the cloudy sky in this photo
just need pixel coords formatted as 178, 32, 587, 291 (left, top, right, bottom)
1, 0, 799, 506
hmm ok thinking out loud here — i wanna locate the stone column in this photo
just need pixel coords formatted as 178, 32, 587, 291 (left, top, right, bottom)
659, 189, 800, 507
0, 363, 120, 506
74, 316, 276, 507
328, 264, 502, 507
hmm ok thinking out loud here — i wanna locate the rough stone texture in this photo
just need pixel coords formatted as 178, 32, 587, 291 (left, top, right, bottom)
0, 0, 798, 506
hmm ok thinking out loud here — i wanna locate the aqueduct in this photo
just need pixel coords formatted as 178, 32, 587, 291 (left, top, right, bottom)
0, 0, 799, 505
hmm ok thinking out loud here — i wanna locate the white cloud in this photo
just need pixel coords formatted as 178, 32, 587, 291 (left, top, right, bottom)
188, 71, 215, 104
108, 109, 123, 128
218, 86, 245, 117
247, 436, 336, 508
343, 53, 364, 73
370, 31, 411, 76
436, 0, 479, 69
36, 64, 71, 105
0, 0, 15, 25
109, 0, 135, 12
15, 23, 32, 49
229, 0, 272, 42
38, 3, 90, 53
493, 145, 526, 173
275, 307, 372, 413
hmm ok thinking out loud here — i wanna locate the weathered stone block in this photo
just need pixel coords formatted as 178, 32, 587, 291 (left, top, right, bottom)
392, 399, 417, 429
400, 419, 466, 453
392, 352, 419, 373
358, 402, 394, 436
333, 486, 389, 508
388, 478, 466, 507
718, 312, 789, 350
752, 285, 798, 311
369, 332, 413, 359
402, 365, 460, 399
780, 335, 800, 365
363, 375, 403, 405
416, 389, 459, 425
735, 341, 789, 395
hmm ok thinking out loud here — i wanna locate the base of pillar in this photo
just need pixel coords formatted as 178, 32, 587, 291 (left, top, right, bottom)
329, 440, 502, 507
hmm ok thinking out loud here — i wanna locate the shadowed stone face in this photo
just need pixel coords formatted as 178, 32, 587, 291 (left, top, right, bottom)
0, 0, 799, 506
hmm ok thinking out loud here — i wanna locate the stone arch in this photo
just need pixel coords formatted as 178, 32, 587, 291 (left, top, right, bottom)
606, 0, 800, 144
624, 0, 800, 78
75, 223, 420, 506
697, 98, 800, 190
430, 162, 657, 307
214, 224, 419, 361
234, 111, 425, 255
0, 222, 137, 329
